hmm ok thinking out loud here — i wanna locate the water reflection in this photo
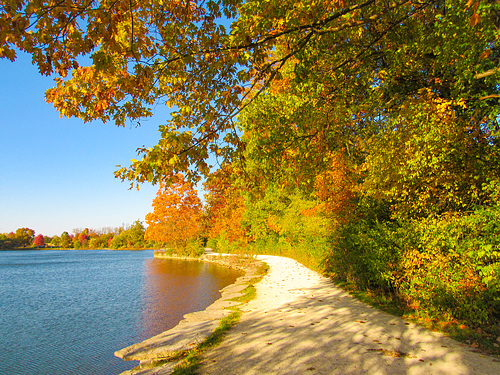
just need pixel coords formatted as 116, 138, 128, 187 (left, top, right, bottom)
0, 251, 242, 375
138, 258, 242, 339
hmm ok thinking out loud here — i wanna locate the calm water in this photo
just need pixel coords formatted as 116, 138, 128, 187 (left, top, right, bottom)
0, 250, 242, 375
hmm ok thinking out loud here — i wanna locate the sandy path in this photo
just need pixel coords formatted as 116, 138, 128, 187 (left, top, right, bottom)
199, 255, 500, 375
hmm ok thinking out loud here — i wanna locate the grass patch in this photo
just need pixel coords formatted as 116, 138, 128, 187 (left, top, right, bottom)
171, 311, 242, 375
403, 315, 500, 356
230, 285, 256, 304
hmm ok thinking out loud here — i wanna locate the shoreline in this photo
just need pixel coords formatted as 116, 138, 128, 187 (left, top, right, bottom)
114, 252, 264, 374
115, 254, 500, 375
154, 249, 262, 271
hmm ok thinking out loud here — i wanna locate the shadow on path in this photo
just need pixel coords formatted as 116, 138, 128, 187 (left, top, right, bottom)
199, 256, 500, 375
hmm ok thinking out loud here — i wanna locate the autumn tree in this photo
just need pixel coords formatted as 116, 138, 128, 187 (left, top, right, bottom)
361, 90, 500, 217
145, 175, 202, 251
15, 228, 35, 247
60, 231, 71, 248
49, 235, 60, 246
78, 228, 90, 248
33, 234, 45, 247
202, 167, 249, 248
109, 220, 146, 249
0, 232, 20, 249
127, 220, 146, 246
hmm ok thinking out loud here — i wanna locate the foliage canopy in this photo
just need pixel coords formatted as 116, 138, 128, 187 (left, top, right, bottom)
3, 0, 499, 188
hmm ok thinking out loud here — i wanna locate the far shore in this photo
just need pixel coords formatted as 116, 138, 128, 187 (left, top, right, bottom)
0, 247, 158, 251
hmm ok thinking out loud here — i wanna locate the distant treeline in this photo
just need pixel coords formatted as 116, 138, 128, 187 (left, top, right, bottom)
0, 220, 162, 250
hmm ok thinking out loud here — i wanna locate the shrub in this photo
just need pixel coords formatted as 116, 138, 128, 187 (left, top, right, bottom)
325, 205, 500, 328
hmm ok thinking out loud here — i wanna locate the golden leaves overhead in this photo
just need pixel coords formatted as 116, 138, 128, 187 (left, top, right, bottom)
2, 0, 499, 189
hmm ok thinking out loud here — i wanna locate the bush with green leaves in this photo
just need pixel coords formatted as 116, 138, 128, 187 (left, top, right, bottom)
326, 204, 500, 328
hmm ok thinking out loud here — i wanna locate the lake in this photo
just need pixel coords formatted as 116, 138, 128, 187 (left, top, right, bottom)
0, 250, 242, 375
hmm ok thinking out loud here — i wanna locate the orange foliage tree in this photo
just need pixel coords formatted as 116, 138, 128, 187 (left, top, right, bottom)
314, 151, 356, 222
145, 175, 202, 250
203, 169, 248, 244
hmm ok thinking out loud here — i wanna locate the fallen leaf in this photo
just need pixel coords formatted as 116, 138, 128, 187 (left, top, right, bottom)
382, 350, 409, 358
367, 349, 412, 358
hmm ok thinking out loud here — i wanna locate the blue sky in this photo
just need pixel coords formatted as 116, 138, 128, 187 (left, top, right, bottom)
0, 52, 168, 236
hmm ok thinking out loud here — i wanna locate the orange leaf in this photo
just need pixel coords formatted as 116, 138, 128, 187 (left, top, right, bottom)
465, 0, 474, 9
469, 12, 480, 27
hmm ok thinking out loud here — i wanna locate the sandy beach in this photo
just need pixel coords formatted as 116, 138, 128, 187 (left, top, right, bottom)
198, 255, 500, 375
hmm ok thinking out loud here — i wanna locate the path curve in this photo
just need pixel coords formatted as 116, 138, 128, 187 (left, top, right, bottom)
199, 255, 500, 375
